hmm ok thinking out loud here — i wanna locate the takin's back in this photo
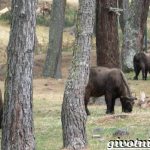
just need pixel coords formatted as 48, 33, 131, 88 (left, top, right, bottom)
89, 66, 123, 85
88, 67, 126, 96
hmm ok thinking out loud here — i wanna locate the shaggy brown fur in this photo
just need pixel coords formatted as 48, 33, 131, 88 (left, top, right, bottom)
133, 52, 150, 80
84, 67, 136, 115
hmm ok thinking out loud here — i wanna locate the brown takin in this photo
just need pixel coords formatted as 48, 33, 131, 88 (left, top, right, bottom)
133, 52, 150, 80
84, 67, 136, 115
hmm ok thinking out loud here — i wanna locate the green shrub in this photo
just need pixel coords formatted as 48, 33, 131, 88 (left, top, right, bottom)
36, 5, 77, 27
0, 11, 11, 23
65, 5, 77, 27
36, 15, 50, 26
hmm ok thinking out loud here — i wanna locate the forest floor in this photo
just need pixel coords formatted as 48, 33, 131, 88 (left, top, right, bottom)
0, 50, 150, 150
33, 55, 150, 150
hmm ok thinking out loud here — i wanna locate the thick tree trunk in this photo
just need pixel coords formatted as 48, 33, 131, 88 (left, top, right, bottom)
121, 0, 150, 71
96, 0, 120, 68
43, 0, 66, 79
1, 0, 36, 149
61, 0, 95, 149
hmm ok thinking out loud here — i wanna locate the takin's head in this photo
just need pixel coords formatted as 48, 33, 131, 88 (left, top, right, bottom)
120, 96, 137, 113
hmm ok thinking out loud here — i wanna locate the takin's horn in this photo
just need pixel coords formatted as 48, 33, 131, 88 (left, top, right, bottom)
121, 96, 137, 101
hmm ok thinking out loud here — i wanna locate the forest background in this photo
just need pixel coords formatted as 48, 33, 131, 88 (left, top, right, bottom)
0, 0, 150, 150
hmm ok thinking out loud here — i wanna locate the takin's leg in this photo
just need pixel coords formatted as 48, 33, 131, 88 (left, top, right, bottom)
105, 93, 113, 114
120, 99, 127, 113
110, 98, 115, 114
120, 99, 124, 112
133, 66, 140, 80
141, 63, 146, 80
84, 88, 91, 115
145, 69, 148, 80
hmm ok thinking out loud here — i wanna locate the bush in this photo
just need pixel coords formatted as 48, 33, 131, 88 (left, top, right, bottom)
36, 15, 50, 26
36, 5, 77, 27
65, 5, 77, 27
0, 11, 11, 23
0, 11, 50, 26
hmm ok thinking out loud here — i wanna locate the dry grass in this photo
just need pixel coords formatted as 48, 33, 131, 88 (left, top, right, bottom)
0, 22, 9, 46
0, 22, 75, 64
36, 25, 49, 45
0, 53, 149, 150
33, 78, 65, 101
0, 51, 149, 150
0, 22, 9, 64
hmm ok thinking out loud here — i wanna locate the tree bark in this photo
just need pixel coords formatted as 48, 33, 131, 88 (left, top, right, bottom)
1, 0, 36, 149
43, 0, 66, 79
121, 0, 150, 71
61, 0, 95, 149
144, 24, 148, 51
96, 0, 120, 68
119, 0, 129, 34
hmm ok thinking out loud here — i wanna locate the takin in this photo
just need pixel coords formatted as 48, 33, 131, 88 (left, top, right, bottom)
84, 66, 136, 115
133, 52, 150, 80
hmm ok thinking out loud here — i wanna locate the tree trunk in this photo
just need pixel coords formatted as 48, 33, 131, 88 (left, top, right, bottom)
121, 0, 150, 71
119, 0, 129, 34
144, 24, 148, 51
96, 0, 120, 68
61, 0, 95, 149
43, 0, 66, 79
1, 0, 36, 149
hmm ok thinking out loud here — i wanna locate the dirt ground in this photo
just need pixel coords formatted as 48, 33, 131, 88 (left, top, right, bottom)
0, 50, 150, 102
33, 50, 97, 100
0, 50, 96, 101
